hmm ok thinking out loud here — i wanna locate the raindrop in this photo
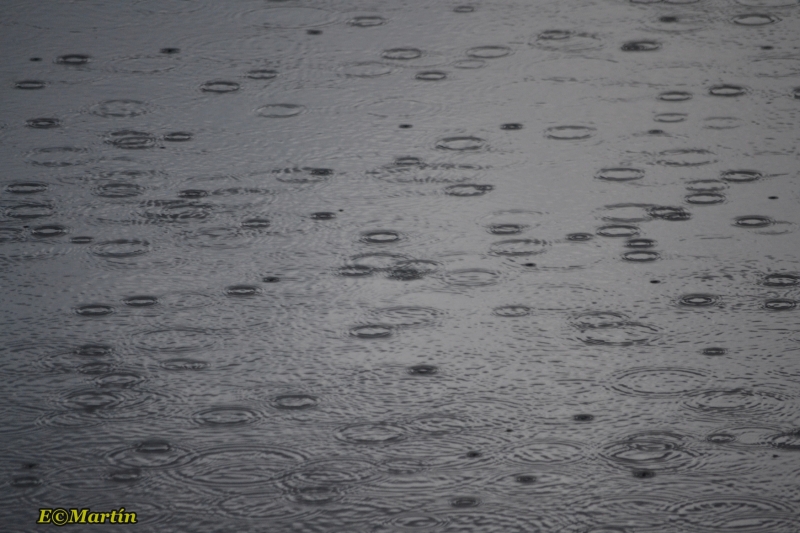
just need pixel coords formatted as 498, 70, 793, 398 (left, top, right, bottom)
246, 69, 278, 80
415, 70, 447, 81
733, 215, 773, 228
444, 184, 493, 196
597, 225, 639, 238
686, 192, 725, 204
621, 40, 661, 52
26, 118, 60, 129
164, 131, 192, 142
703, 347, 727, 356
493, 305, 531, 317
721, 169, 762, 183
31, 224, 68, 238
90, 99, 147, 118
678, 294, 719, 307
596, 168, 645, 182
382, 47, 422, 60
545, 125, 596, 140
348, 15, 386, 27
200, 80, 240, 93
74, 304, 115, 317
466, 45, 511, 58
350, 324, 393, 338
623, 251, 660, 262
15, 80, 45, 90
435, 136, 485, 151
272, 394, 318, 410
6, 182, 48, 194
55, 54, 90, 65
658, 91, 692, 102
123, 295, 158, 307
762, 273, 799, 287
408, 364, 438, 375
709, 84, 748, 97
763, 299, 796, 311
626, 238, 656, 248
360, 230, 401, 244
732, 13, 780, 25
256, 104, 305, 118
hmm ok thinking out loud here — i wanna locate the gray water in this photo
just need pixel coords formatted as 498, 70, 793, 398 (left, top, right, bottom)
2, 0, 800, 531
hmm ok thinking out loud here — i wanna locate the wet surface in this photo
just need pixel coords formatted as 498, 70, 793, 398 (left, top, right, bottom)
1, 0, 800, 531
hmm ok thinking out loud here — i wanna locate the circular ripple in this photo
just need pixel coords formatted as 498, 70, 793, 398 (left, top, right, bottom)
567, 232, 594, 241
74, 304, 115, 317
686, 192, 725, 204
225, 284, 260, 297
272, 394, 318, 410
15, 80, 45, 89
341, 61, 392, 78
200, 80, 240, 93
668, 497, 795, 532
684, 389, 791, 420
453, 58, 485, 69
490, 239, 549, 256
764, 298, 796, 311
26, 117, 60, 129
732, 13, 780, 25
649, 205, 691, 221
108, 440, 193, 469
93, 182, 145, 198
704, 116, 743, 129
443, 268, 500, 287
382, 47, 422, 60
703, 347, 728, 356
504, 440, 585, 466
444, 184, 493, 196
466, 45, 511, 58
246, 69, 278, 81
435, 136, 485, 151
27, 147, 89, 167
348, 15, 386, 27
350, 324, 393, 339
56, 54, 90, 65
610, 368, 709, 397
408, 364, 438, 375
160, 358, 207, 371
654, 112, 687, 123
31, 224, 68, 238
709, 84, 748, 97
600, 431, 702, 472
90, 99, 147, 118
596, 168, 644, 182
256, 104, 305, 118
533, 31, 603, 52
623, 251, 660, 262
193, 406, 262, 427
621, 40, 661, 52
658, 91, 692, 102
545, 125, 595, 140
372, 306, 441, 328
6, 182, 48, 194
135, 327, 216, 353
763, 429, 800, 450
91, 239, 150, 258
416, 70, 447, 81
734, 215, 773, 228
597, 225, 639, 238
721, 169, 762, 183
489, 223, 526, 235
763, 273, 799, 287
679, 293, 719, 307
335, 423, 406, 444
360, 230, 401, 244
105, 130, 156, 149
175, 446, 306, 487
493, 305, 531, 317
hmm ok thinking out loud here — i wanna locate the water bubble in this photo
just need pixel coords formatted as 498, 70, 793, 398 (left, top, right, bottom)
734, 215, 773, 228
490, 238, 549, 256
545, 125, 596, 140
445, 184, 493, 196
91, 239, 150, 258
686, 193, 725, 204
382, 47, 422, 60
350, 324, 393, 339
200, 80, 240, 93
703, 347, 727, 356
493, 305, 531, 317
658, 91, 692, 102
272, 394, 318, 410
621, 40, 661, 52
26, 118, 60, 129
74, 304, 115, 317
256, 104, 305, 118
225, 284, 260, 297
163, 131, 192, 142
360, 230, 401, 244
466, 45, 511, 58
56, 54, 90, 65
31, 224, 68, 238
763, 298, 796, 311
415, 70, 447, 81
623, 251, 660, 262
310, 211, 335, 220
348, 15, 386, 27
435, 136, 485, 151
654, 112, 687, 123
408, 364, 438, 375
90, 99, 147, 118
709, 84, 748, 97
657, 148, 716, 167
15, 80, 45, 90
649, 206, 691, 221
732, 13, 780, 25
596, 168, 645, 182
678, 293, 719, 307
597, 225, 639, 238
721, 169, 762, 182
106, 130, 157, 149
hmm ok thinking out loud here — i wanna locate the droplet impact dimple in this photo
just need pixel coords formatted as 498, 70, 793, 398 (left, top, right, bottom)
225, 285, 260, 297
451, 497, 481, 508
435, 136, 485, 151
75, 304, 115, 317
408, 364, 438, 375
734, 215, 773, 228
6, 182, 48, 194
623, 251, 660, 262
415, 70, 447, 81
56, 54, 90, 65
360, 230, 401, 244
200, 80, 240, 93
567, 232, 594, 241
596, 168, 645, 182
246, 69, 278, 80
679, 293, 719, 307
658, 91, 692, 102
106, 130, 157, 150
762, 273, 799, 287
454, 5, 475, 13
123, 295, 158, 307
709, 84, 748, 97
657, 148, 716, 167
164, 131, 193, 142
466, 45, 511, 58
763, 299, 796, 311
732, 13, 780, 25
256, 104, 305, 118
649, 206, 691, 221
626, 238, 656, 248
241, 218, 270, 229
721, 169, 762, 183
350, 324, 393, 339
444, 184, 493, 196
348, 15, 386, 27
91, 99, 147, 118
272, 394, 318, 410
493, 305, 531, 317
75, 344, 114, 357
489, 223, 526, 235
545, 125, 596, 140
597, 225, 639, 238
654, 113, 687, 123
686, 193, 725, 205
26, 118, 60, 129
382, 47, 423, 60
31, 224, 68, 238
621, 40, 661, 52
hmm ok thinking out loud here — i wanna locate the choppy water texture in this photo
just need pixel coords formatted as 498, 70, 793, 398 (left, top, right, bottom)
2, 0, 800, 531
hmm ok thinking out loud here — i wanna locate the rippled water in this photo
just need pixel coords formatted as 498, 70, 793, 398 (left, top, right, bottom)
2, 0, 800, 531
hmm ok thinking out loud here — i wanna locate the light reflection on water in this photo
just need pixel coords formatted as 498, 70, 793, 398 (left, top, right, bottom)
2, 0, 800, 530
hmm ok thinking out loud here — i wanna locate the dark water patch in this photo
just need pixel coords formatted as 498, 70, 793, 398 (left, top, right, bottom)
55, 54, 90, 65
27, 146, 90, 167
494, 305, 531, 317
246, 68, 278, 80
163, 131, 193, 142
382, 47, 423, 60
657, 148, 716, 166
596, 167, 645, 182
5, 202, 55, 219
622, 251, 660, 262
105, 130, 157, 150
649, 205, 691, 220
74, 304, 115, 317
200, 80, 240, 93
686, 192, 725, 204
466, 45, 511, 58
762, 273, 799, 287
193, 406, 262, 427
731, 13, 781, 25
256, 104, 305, 118
621, 40, 661, 52
91, 239, 150, 257
444, 184, 493, 196
350, 324, 393, 339
654, 112, 687, 123
335, 423, 406, 444
272, 394, 318, 410
175, 445, 306, 487
443, 268, 501, 287
610, 368, 709, 397
15, 80, 45, 90
160, 47, 180, 54
709, 84, 749, 97
597, 225, 639, 238
658, 91, 692, 101
360, 230, 402, 244
545, 125, 596, 140
6, 182, 48, 194
30, 224, 68, 238
763, 298, 796, 311
435, 136, 485, 151
454, 5, 475, 12
26, 118, 60, 129
90, 99, 147, 118
348, 15, 386, 27
734, 215, 773, 228
721, 169, 762, 183
626, 238, 656, 248
678, 293, 719, 307
703, 347, 728, 356
416, 70, 447, 81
